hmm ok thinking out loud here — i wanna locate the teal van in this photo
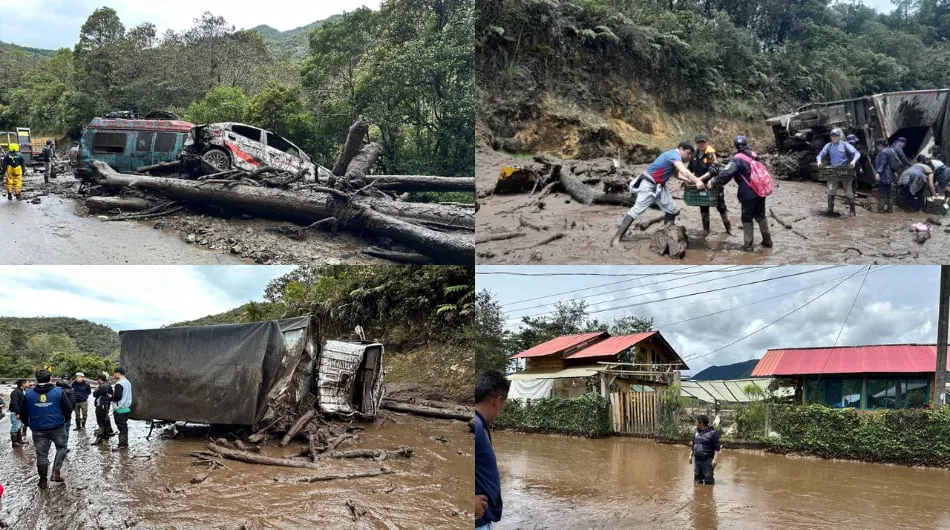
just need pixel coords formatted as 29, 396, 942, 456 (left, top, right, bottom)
76, 117, 195, 180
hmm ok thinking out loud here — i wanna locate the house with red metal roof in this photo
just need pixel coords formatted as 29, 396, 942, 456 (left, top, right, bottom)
507, 330, 687, 400
751, 344, 946, 409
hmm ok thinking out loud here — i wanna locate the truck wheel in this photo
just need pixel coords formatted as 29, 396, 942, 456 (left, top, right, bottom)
201, 148, 231, 173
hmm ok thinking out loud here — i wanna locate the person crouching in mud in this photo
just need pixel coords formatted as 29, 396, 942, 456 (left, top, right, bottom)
706, 135, 772, 251
689, 414, 721, 485
610, 141, 705, 247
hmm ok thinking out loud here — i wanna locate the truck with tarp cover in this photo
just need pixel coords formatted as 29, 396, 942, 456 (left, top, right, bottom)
766, 89, 950, 183
118, 316, 384, 428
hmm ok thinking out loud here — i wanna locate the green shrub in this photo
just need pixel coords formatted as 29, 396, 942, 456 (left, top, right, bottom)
494, 392, 610, 437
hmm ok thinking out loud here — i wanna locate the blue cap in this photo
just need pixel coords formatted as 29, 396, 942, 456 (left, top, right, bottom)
846, 134, 858, 143
897, 137, 908, 143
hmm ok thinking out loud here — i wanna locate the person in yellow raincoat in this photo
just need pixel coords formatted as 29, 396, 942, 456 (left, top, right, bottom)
2, 143, 26, 200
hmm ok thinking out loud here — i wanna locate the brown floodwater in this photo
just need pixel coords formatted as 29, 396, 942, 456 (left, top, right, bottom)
493, 431, 950, 529
0, 385, 472, 529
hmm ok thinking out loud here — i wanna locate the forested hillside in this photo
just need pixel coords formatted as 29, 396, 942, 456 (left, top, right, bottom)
0, 317, 119, 378
0, 0, 474, 178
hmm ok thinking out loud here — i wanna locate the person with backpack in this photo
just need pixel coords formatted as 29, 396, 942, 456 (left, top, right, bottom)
41, 140, 56, 184
816, 128, 861, 216
610, 141, 706, 247
706, 135, 774, 251
874, 139, 899, 213
1, 143, 25, 201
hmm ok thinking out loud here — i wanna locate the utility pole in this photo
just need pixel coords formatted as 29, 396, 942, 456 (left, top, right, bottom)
935, 265, 950, 408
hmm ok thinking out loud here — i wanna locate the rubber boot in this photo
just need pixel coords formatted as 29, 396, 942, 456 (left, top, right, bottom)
758, 219, 773, 248
886, 191, 895, 213
11, 432, 17, 449
742, 222, 754, 251
719, 211, 733, 235
827, 195, 835, 215
6, 192, 11, 200
610, 214, 635, 248
38, 465, 48, 489
877, 194, 885, 213
848, 198, 856, 217
701, 209, 711, 236
51, 469, 64, 483
118, 433, 129, 448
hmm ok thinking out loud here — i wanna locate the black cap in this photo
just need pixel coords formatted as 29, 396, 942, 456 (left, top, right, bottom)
96, 374, 107, 382
115, 367, 126, 375
695, 134, 709, 143
35, 369, 51, 383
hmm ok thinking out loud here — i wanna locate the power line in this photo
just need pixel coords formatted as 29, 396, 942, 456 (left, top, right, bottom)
505, 265, 844, 323
681, 267, 868, 364
833, 265, 872, 347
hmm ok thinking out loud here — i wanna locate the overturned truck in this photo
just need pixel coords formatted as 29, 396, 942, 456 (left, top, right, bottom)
119, 316, 384, 428
766, 89, 950, 184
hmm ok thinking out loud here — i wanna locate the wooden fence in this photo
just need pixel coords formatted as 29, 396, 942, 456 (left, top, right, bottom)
610, 390, 659, 435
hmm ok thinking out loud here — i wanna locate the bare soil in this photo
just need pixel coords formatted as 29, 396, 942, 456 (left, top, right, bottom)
476, 148, 950, 265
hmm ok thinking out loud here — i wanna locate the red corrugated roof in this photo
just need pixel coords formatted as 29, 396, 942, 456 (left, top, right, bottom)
510, 331, 607, 359
567, 332, 656, 359
752, 344, 945, 376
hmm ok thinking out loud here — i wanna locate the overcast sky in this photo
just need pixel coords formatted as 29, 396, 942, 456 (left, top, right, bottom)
477, 265, 942, 375
0, 0, 382, 50
0, 266, 294, 331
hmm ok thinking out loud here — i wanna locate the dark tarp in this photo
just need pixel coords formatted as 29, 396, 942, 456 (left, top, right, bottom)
119, 316, 313, 425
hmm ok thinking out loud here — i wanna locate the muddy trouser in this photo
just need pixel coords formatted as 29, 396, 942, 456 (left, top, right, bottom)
699, 186, 727, 215
95, 405, 114, 436
33, 426, 68, 472
626, 177, 677, 220
827, 177, 854, 201
114, 411, 130, 441
74, 401, 87, 427
878, 183, 893, 211
740, 197, 766, 223
694, 455, 715, 484
44, 160, 52, 182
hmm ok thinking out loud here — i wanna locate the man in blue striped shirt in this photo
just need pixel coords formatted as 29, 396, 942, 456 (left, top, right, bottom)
817, 128, 861, 216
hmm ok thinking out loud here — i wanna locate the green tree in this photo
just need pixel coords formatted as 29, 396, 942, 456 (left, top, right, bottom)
475, 290, 509, 371
183, 85, 249, 124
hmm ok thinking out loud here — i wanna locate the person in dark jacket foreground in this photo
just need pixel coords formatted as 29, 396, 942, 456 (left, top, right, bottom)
20, 370, 73, 489
689, 414, 721, 485
8, 379, 29, 448
92, 373, 115, 444
707, 135, 772, 251
71, 372, 92, 430
474, 370, 510, 529
56, 378, 76, 444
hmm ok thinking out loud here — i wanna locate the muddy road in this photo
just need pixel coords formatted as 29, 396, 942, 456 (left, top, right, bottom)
476, 149, 950, 265
494, 431, 950, 529
0, 387, 472, 529
2, 171, 383, 265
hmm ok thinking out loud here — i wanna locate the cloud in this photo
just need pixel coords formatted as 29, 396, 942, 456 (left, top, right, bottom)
2, 0, 383, 50
478, 266, 944, 374
0, 266, 294, 330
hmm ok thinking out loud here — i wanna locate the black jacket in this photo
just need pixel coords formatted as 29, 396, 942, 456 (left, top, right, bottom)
711, 148, 761, 203
93, 382, 113, 408
9, 386, 25, 414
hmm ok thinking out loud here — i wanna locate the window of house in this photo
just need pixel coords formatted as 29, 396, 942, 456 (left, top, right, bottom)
134, 132, 154, 152
230, 125, 262, 142
91, 132, 128, 154
153, 132, 178, 153
842, 379, 863, 408
805, 376, 863, 408
866, 377, 929, 409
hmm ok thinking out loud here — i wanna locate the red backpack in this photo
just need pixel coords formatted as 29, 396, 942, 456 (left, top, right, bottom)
734, 152, 775, 198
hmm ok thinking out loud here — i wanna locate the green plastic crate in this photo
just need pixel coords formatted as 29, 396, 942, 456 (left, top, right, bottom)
683, 187, 718, 207
817, 165, 854, 182
925, 198, 949, 216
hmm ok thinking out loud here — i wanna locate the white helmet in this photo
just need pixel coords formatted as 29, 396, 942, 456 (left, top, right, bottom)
830, 128, 843, 138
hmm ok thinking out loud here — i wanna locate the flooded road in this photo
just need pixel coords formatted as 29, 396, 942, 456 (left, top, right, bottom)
0, 385, 472, 529
476, 148, 949, 265
494, 432, 950, 529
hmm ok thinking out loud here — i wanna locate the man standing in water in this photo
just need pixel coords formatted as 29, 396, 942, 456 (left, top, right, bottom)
110, 367, 133, 448
474, 370, 510, 529
610, 142, 706, 247
689, 414, 721, 485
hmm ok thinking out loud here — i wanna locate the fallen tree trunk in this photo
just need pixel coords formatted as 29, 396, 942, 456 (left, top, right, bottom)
382, 401, 471, 421
345, 143, 383, 179
289, 467, 394, 483
280, 410, 315, 447
92, 161, 474, 264
361, 247, 432, 264
207, 443, 325, 469
86, 196, 151, 211
368, 199, 474, 230
137, 160, 184, 173
356, 175, 475, 193
333, 120, 369, 176
558, 171, 596, 205
476, 232, 526, 244
324, 446, 412, 460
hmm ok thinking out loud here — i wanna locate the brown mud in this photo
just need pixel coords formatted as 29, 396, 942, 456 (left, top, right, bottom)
477, 148, 949, 265
0, 383, 472, 529
494, 431, 950, 529
3, 170, 386, 265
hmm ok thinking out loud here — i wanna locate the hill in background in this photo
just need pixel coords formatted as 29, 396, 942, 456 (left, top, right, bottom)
0, 316, 119, 357
250, 17, 342, 62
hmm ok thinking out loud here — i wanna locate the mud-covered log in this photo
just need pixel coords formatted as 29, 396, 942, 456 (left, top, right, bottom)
207, 443, 325, 470
324, 446, 412, 460
368, 199, 474, 230
382, 401, 471, 421
333, 120, 369, 176
592, 193, 634, 206
280, 409, 315, 447
92, 161, 474, 263
345, 143, 382, 179
361, 247, 432, 264
85, 196, 151, 211
357, 175, 475, 193
137, 160, 184, 173
290, 467, 394, 483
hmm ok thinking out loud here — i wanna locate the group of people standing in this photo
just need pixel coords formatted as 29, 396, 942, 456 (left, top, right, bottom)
6, 368, 133, 488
